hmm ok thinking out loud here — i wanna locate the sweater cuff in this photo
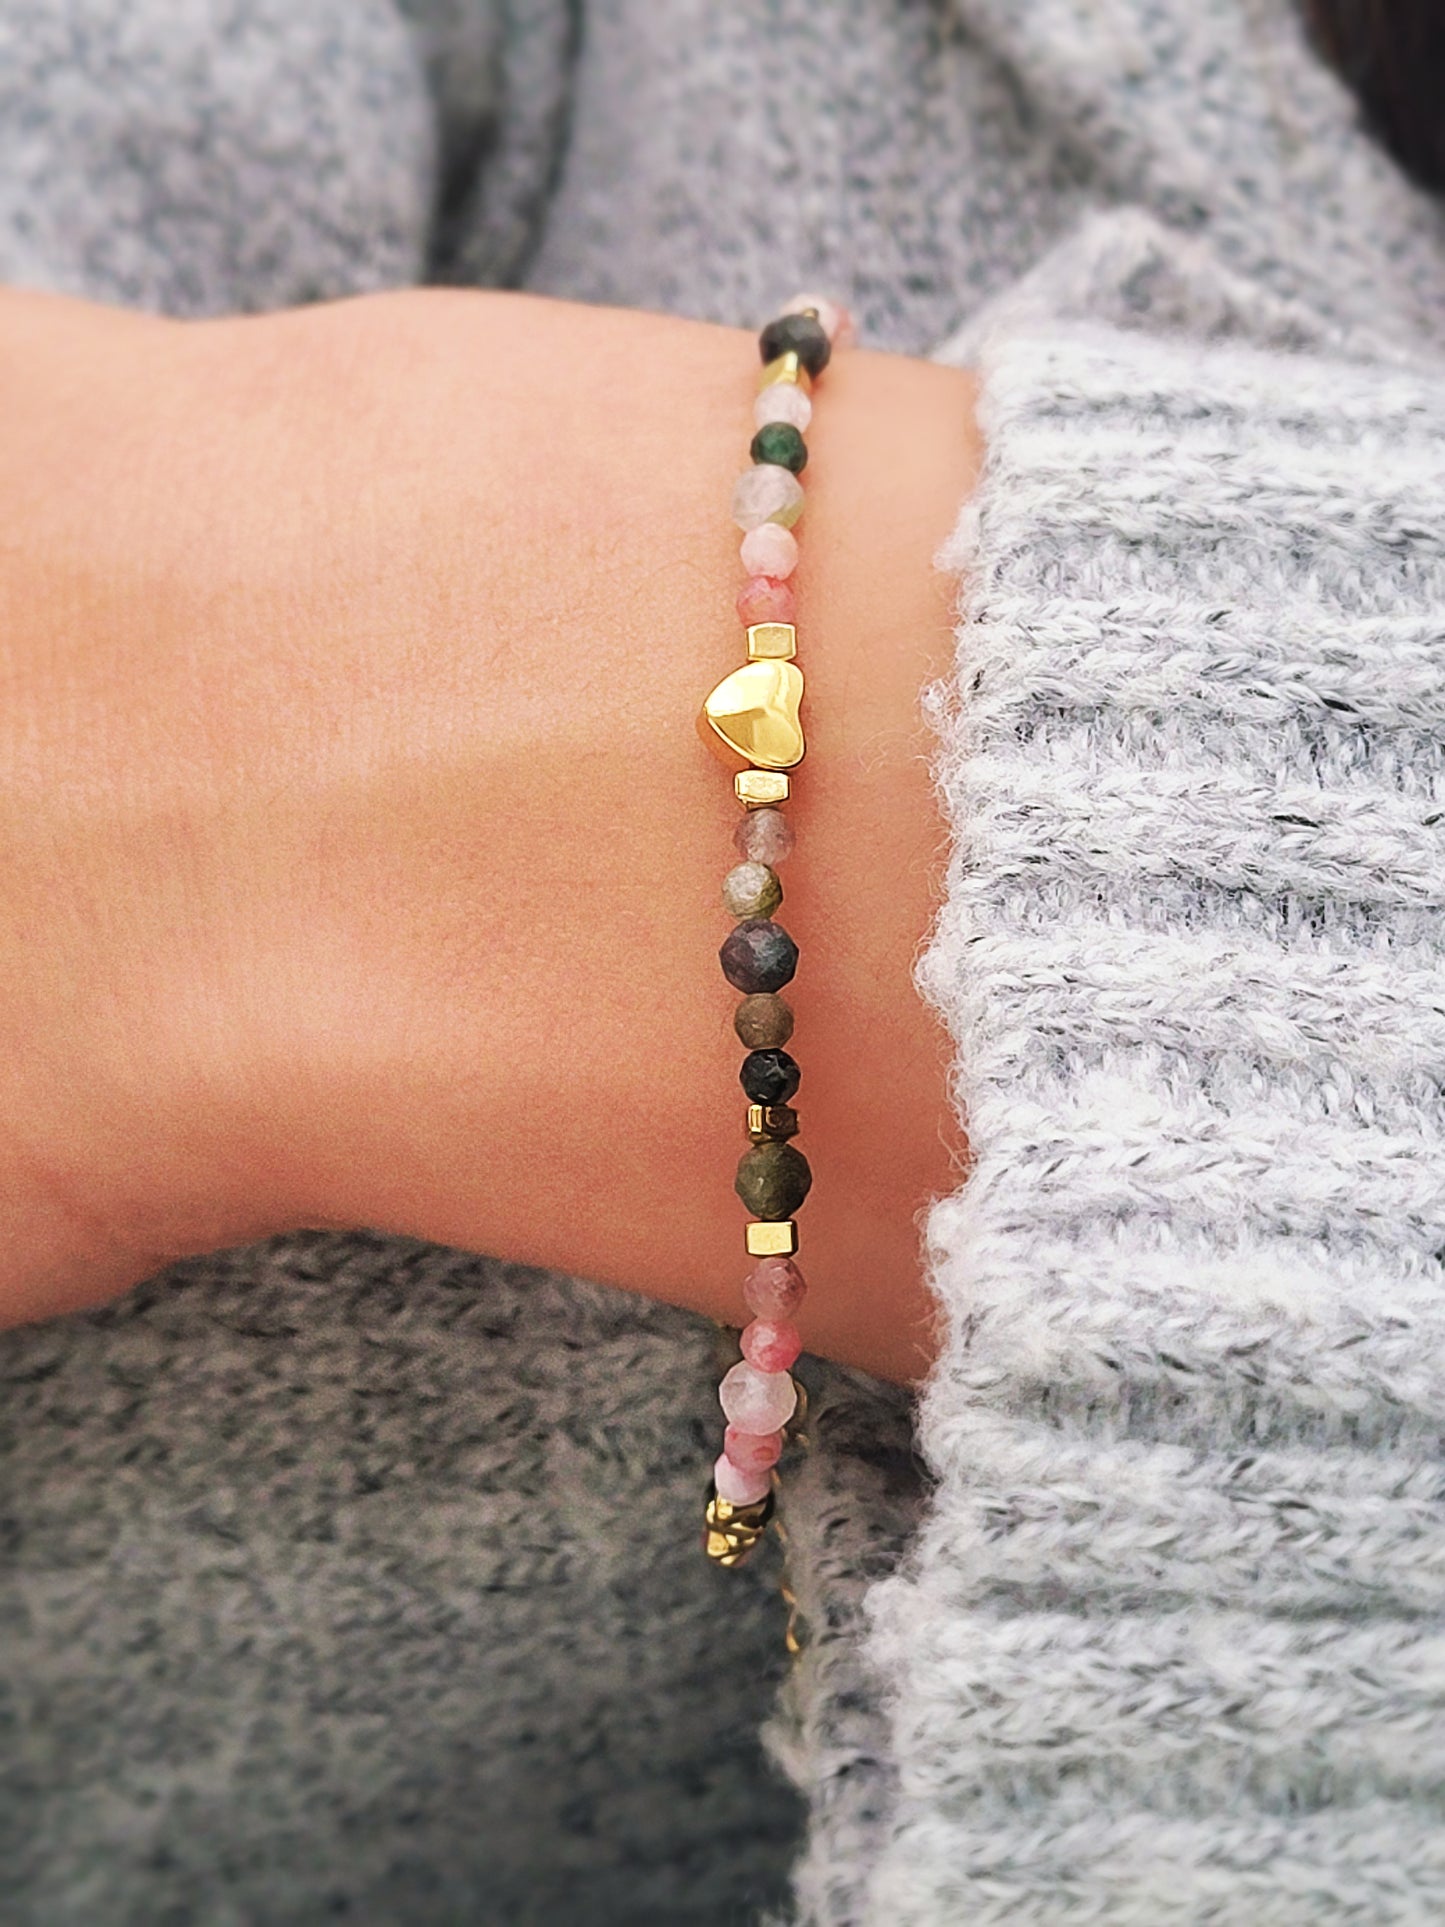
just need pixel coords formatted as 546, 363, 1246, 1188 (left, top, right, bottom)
784, 316, 1445, 1922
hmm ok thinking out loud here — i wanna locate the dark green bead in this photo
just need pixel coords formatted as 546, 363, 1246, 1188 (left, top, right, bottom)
719, 918, 798, 994
740, 1048, 800, 1106
749, 422, 807, 474
758, 313, 831, 378
734, 992, 794, 1050
735, 1139, 813, 1220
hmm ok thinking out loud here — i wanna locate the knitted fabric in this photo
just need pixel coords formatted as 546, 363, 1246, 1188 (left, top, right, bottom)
846, 298, 1445, 1923
4, 2, 1445, 1923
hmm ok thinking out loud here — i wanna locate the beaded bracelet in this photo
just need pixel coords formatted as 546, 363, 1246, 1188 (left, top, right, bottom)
697, 292, 853, 1568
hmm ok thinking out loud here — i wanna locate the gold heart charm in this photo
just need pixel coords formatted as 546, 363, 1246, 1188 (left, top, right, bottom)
697, 658, 805, 771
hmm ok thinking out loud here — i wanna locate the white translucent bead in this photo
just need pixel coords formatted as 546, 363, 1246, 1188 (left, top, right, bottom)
719, 1360, 798, 1435
781, 291, 854, 347
731, 464, 804, 532
754, 383, 812, 433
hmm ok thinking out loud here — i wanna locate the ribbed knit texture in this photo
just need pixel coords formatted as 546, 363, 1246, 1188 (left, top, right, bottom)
835, 307, 1445, 1922
4, 3, 1445, 1922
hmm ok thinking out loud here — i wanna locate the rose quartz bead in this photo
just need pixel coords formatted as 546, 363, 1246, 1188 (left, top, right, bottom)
713, 1451, 772, 1507
753, 383, 813, 434
743, 1254, 807, 1319
731, 464, 804, 531
719, 1359, 797, 1434
741, 1317, 803, 1374
740, 522, 799, 581
736, 575, 796, 627
725, 1424, 784, 1473
782, 291, 856, 348
733, 806, 796, 867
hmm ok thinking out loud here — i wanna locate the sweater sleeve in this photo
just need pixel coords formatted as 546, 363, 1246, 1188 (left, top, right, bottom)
775, 278, 1445, 1923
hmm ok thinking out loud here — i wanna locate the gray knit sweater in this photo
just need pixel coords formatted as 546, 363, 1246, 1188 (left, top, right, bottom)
5, 3, 1445, 1923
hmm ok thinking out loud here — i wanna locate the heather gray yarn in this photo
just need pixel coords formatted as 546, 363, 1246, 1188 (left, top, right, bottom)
4, 2, 1445, 1923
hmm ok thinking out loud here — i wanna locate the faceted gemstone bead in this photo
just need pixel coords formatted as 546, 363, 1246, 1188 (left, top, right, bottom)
740, 1047, 801, 1105
741, 1318, 803, 1374
735, 1138, 812, 1218
719, 918, 797, 994
753, 382, 812, 434
723, 860, 783, 919
735, 575, 796, 627
734, 991, 794, 1050
740, 522, 799, 581
759, 312, 831, 378
743, 1254, 807, 1319
782, 291, 856, 348
750, 422, 808, 474
719, 1358, 798, 1434
731, 463, 805, 531
725, 1423, 784, 1473
733, 806, 795, 866
713, 1450, 771, 1507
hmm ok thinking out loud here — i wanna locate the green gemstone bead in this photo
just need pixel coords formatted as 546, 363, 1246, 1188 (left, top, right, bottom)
722, 860, 783, 919
735, 1139, 812, 1220
734, 993, 795, 1050
749, 422, 808, 474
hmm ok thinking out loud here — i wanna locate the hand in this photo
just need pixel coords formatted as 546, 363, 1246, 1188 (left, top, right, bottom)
0, 286, 978, 1381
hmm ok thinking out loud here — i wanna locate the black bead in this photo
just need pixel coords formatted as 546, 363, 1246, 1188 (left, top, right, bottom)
740, 1048, 801, 1106
758, 313, 831, 378
749, 422, 808, 473
719, 918, 798, 994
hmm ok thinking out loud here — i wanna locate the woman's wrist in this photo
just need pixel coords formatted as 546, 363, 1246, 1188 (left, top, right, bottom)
0, 286, 978, 1380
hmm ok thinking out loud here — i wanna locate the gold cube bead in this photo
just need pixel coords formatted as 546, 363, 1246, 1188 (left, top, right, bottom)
747, 1103, 799, 1143
735, 769, 790, 809
758, 351, 813, 395
746, 1219, 798, 1256
746, 622, 796, 662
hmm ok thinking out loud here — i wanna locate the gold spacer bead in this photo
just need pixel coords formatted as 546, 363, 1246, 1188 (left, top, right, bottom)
746, 1219, 798, 1256
746, 622, 796, 662
735, 769, 790, 809
758, 351, 813, 395
748, 1103, 799, 1143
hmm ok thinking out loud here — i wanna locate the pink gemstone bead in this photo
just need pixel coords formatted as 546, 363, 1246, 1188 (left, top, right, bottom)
713, 1451, 771, 1507
742, 1254, 807, 1319
736, 575, 796, 627
725, 1424, 784, 1473
733, 806, 796, 867
753, 383, 812, 433
719, 1359, 798, 1434
740, 522, 799, 581
782, 291, 856, 348
741, 1318, 803, 1374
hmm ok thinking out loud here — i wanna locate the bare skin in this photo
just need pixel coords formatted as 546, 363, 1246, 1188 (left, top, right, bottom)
0, 287, 978, 1383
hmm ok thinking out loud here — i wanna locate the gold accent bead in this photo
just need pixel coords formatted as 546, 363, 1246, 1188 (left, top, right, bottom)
698, 657, 805, 771
735, 769, 790, 809
746, 1219, 798, 1256
703, 1483, 775, 1567
758, 351, 813, 395
746, 622, 796, 662
748, 1103, 799, 1142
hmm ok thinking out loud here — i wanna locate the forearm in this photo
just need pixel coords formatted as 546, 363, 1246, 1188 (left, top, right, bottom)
0, 287, 978, 1381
